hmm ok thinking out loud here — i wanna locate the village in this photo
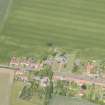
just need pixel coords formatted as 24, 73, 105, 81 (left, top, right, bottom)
8, 49, 105, 105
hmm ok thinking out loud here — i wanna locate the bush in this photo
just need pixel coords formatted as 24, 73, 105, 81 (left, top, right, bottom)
19, 85, 32, 100
46, 42, 53, 47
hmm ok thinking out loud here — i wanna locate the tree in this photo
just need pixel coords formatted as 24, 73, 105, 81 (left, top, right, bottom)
35, 66, 53, 80
67, 81, 79, 96
81, 84, 87, 90
82, 84, 105, 105
30, 80, 39, 95
100, 60, 105, 74
72, 63, 80, 73
54, 80, 67, 96
46, 42, 53, 47
19, 85, 32, 100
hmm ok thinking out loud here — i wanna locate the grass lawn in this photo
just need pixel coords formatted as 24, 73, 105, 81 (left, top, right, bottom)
0, 0, 105, 62
49, 96, 97, 105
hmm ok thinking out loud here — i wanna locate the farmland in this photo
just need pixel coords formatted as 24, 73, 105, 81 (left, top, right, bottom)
0, 0, 10, 24
49, 96, 97, 105
1, 0, 105, 105
0, 69, 14, 105
11, 81, 37, 105
0, 0, 105, 62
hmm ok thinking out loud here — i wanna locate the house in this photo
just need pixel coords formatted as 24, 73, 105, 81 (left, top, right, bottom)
74, 59, 81, 66
40, 77, 49, 87
10, 56, 18, 67
33, 76, 49, 87
15, 70, 23, 75
86, 62, 95, 74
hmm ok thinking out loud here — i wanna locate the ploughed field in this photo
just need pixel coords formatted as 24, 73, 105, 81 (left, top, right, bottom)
0, 69, 14, 105
1, 0, 105, 61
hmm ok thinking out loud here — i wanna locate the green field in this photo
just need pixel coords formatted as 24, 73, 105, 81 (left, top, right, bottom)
49, 96, 97, 105
1, 0, 105, 62
0, 0, 10, 23
11, 81, 44, 105
11, 81, 34, 105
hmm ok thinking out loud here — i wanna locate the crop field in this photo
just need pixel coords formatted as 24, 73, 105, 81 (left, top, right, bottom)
1, 0, 105, 62
0, 0, 9, 24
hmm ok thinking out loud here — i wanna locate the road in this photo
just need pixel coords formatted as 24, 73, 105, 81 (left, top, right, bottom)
0, 64, 105, 86
53, 74, 105, 86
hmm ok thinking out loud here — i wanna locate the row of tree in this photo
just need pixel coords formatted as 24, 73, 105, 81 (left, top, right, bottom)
53, 80, 80, 96
83, 84, 105, 105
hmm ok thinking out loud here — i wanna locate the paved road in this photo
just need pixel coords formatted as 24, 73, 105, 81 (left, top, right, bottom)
53, 74, 105, 86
